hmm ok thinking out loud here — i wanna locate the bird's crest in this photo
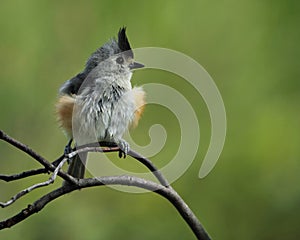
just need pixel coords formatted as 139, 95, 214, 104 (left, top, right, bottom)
118, 27, 134, 58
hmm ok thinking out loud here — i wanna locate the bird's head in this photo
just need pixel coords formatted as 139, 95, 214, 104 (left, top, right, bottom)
85, 27, 144, 73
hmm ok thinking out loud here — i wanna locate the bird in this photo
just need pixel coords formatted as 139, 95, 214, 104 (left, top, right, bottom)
56, 27, 145, 181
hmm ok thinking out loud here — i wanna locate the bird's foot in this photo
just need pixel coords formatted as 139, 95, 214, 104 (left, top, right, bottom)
116, 139, 129, 159
64, 139, 74, 163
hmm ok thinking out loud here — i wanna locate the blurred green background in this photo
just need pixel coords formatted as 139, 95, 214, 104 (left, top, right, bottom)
1, 0, 300, 239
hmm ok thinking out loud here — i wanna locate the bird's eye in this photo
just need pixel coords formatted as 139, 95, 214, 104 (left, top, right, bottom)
116, 56, 124, 64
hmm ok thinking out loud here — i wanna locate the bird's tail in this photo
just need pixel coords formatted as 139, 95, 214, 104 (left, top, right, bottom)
63, 151, 87, 186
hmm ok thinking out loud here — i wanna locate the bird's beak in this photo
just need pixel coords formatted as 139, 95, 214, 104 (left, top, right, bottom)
129, 61, 145, 70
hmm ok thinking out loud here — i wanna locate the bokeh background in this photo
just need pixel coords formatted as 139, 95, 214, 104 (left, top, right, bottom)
1, 0, 299, 239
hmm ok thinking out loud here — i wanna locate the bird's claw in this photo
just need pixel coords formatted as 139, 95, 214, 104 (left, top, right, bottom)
64, 139, 74, 163
64, 145, 73, 155
117, 139, 129, 159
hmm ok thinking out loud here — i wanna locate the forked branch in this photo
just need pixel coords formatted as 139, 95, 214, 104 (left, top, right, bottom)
0, 130, 211, 240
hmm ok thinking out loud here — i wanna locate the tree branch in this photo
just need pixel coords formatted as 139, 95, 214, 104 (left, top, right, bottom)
67, 142, 170, 187
0, 168, 48, 182
0, 130, 211, 240
0, 130, 76, 184
0, 157, 69, 208
0, 176, 210, 239
0, 156, 65, 182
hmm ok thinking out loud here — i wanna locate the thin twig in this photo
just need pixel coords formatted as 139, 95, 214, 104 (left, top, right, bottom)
0, 156, 65, 182
0, 169, 48, 182
0, 157, 69, 208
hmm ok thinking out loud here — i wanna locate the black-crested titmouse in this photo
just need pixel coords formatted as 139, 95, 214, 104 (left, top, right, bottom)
56, 28, 145, 180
